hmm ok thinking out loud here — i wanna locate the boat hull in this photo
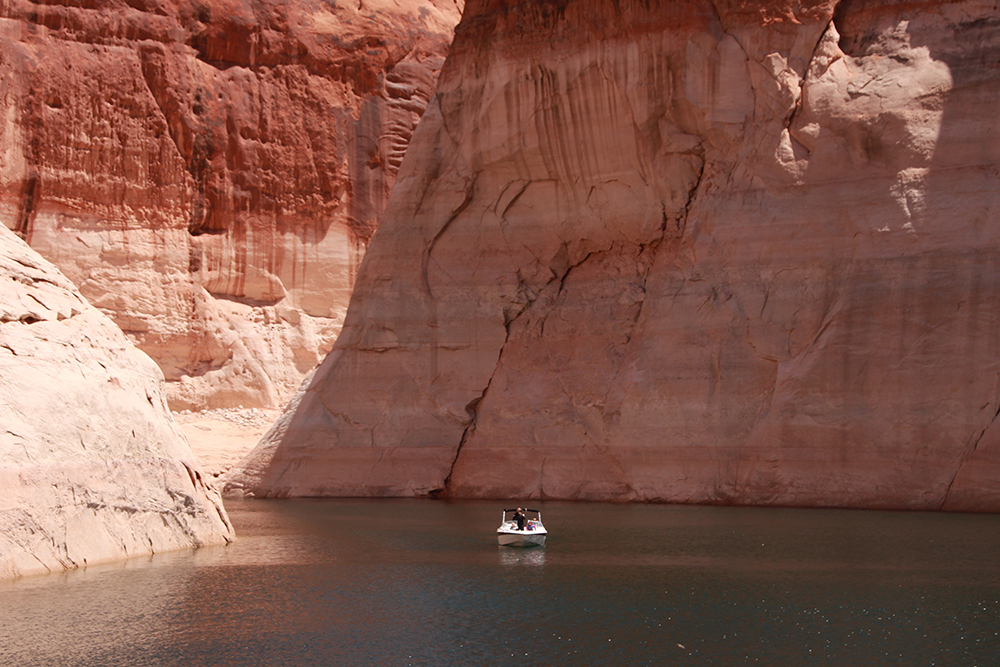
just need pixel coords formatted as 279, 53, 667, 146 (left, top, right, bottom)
497, 531, 546, 547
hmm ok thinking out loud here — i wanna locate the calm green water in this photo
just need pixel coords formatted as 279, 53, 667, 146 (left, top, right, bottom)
2, 499, 999, 666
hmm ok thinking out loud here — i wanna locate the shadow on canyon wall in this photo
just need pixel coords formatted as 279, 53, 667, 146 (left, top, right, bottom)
828, 0, 1000, 509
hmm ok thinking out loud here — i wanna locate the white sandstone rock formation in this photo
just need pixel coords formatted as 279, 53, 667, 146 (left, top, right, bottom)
0, 224, 233, 580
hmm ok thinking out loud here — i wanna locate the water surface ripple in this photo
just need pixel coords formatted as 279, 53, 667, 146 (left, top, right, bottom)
2, 500, 998, 666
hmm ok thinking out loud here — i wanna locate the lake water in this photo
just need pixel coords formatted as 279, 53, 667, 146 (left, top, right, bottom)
2, 499, 999, 666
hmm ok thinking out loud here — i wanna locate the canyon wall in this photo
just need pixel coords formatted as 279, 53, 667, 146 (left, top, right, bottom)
0, 224, 232, 580
0, 0, 461, 409
225, 0, 1000, 511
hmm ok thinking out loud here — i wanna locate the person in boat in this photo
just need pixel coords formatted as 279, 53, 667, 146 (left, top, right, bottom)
514, 507, 526, 530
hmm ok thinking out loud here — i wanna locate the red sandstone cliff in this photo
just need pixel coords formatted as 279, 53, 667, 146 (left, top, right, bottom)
0, 0, 461, 409
225, 0, 1000, 511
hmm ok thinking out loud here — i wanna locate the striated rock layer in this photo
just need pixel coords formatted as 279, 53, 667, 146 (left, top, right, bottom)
0, 0, 461, 409
0, 224, 233, 580
225, 0, 1000, 511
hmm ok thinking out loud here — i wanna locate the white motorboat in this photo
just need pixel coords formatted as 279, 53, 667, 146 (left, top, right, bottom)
497, 507, 547, 547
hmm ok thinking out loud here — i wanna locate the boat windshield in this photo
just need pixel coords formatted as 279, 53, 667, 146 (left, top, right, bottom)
502, 508, 542, 522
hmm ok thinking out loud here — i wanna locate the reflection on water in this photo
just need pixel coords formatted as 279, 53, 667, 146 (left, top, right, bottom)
498, 546, 547, 567
1, 499, 999, 667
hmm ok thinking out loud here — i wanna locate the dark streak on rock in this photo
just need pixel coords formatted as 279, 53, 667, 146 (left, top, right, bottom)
13, 172, 40, 242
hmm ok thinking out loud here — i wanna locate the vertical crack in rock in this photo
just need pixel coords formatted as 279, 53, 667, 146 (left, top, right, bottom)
787, 17, 840, 132
940, 391, 1000, 509
707, 0, 729, 40
435, 215, 615, 498
364, 448, 387, 491
422, 172, 478, 382
496, 179, 532, 220
624, 149, 706, 347
556, 243, 653, 499
433, 249, 568, 498
418, 172, 478, 496
458, 150, 706, 500
608, 155, 707, 498
556, 249, 596, 297
267, 458, 302, 498
422, 173, 479, 301
434, 372, 494, 498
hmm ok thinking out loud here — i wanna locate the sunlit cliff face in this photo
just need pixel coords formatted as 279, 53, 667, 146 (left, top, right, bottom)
0, 224, 234, 580
788, 18, 953, 237
0, 0, 463, 410
222, 0, 1000, 511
